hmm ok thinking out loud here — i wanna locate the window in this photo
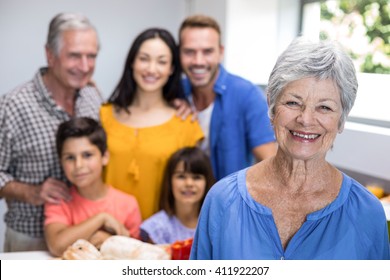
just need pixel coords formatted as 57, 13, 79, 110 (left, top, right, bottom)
300, 0, 390, 127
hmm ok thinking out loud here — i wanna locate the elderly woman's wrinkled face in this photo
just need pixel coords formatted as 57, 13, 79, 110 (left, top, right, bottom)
272, 77, 342, 161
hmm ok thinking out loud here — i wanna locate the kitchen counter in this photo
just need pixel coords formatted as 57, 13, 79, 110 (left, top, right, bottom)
0, 250, 52, 260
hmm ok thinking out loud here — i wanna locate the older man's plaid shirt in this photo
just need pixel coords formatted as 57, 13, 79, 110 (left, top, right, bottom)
0, 68, 103, 238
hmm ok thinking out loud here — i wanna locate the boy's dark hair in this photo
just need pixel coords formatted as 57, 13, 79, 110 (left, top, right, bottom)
56, 117, 107, 156
159, 147, 215, 216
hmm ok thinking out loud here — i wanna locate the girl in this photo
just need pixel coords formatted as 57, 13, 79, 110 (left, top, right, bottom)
100, 28, 204, 220
140, 147, 214, 244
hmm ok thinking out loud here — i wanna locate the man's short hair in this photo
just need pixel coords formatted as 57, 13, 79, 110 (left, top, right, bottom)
46, 12, 99, 55
179, 14, 221, 45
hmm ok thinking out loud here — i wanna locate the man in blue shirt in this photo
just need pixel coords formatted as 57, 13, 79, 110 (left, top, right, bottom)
178, 15, 277, 180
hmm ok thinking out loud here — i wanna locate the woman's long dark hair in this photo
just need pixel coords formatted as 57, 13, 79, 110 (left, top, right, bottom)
107, 28, 185, 111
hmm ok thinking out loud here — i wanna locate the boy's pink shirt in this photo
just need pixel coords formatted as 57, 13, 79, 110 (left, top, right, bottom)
44, 185, 141, 239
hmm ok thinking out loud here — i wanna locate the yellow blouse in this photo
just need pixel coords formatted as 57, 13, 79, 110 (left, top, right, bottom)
100, 104, 204, 220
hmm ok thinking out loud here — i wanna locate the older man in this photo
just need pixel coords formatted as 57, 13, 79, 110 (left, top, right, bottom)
0, 13, 103, 252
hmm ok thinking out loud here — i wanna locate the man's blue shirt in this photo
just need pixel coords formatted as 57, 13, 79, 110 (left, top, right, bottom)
183, 65, 275, 180
190, 169, 390, 260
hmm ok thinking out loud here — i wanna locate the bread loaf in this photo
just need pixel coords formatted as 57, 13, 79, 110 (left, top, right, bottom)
100, 236, 170, 260
62, 239, 102, 260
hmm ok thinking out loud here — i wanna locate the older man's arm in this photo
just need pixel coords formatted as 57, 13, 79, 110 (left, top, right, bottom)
0, 179, 71, 205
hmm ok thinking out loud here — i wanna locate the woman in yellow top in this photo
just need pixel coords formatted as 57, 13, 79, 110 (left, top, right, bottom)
100, 28, 203, 220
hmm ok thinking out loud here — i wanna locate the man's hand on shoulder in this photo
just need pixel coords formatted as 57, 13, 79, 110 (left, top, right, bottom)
0, 178, 71, 206
172, 98, 198, 121
39, 178, 71, 205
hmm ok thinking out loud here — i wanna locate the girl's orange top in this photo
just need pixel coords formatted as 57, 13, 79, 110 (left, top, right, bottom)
100, 104, 204, 220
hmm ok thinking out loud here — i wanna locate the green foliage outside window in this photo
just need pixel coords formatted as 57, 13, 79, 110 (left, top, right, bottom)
320, 0, 390, 74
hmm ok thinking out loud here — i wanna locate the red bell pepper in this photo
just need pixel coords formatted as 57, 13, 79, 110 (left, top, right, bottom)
170, 238, 193, 260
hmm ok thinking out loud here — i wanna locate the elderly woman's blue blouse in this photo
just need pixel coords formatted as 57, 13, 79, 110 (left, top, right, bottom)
190, 169, 390, 260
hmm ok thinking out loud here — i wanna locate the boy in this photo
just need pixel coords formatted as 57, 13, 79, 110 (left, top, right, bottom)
44, 117, 141, 257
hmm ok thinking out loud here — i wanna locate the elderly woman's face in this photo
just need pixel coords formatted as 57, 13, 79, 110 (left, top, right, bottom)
272, 77, 342, 161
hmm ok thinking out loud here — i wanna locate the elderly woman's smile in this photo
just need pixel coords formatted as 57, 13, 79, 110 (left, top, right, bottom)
289, 131, 320, 141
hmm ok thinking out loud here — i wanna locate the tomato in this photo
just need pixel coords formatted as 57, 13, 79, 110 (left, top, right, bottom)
170, 238, 193, 260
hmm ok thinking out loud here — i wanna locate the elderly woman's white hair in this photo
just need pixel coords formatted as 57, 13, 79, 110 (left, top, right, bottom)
267, 37, 358, 129
46, 12, 100, 55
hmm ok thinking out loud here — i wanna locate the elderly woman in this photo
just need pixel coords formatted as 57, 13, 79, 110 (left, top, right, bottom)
190, 38, 390, 260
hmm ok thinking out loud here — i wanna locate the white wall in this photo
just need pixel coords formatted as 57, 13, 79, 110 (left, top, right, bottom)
186, 0, 227, 44
327, 124, 390, 182
225, 0, 280, 84
191, 0, 300, 85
